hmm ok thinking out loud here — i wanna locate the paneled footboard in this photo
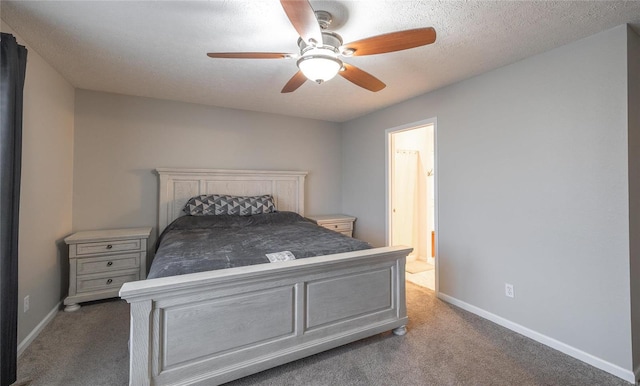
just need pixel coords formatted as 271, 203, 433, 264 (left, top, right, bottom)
119, 246, 411, 386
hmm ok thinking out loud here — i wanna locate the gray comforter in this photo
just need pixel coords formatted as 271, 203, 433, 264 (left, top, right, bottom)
147, 211, 371, 279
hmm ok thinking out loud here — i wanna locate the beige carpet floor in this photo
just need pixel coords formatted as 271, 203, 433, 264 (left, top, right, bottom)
15, 282, 629, 386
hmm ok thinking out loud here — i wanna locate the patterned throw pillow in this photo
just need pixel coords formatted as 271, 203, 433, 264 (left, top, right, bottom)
183, 194, 276, 216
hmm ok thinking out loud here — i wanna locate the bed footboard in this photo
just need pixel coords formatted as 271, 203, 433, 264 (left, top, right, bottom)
119, 246, 411, 386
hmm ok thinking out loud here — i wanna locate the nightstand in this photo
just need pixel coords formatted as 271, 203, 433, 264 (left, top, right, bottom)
306, 214, 356, 237
63, 227, 152, 312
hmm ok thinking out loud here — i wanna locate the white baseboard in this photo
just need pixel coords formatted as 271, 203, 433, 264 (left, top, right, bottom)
17, 301, 60, 357
437, 293, 637, 384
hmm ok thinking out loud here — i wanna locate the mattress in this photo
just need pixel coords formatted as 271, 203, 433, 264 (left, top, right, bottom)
147, 211, 371, 279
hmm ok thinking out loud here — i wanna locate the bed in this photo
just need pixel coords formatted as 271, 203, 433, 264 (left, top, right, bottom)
119, 168, 411, 386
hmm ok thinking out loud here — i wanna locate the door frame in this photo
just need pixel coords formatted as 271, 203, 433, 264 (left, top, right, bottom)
385, 117, 438, 292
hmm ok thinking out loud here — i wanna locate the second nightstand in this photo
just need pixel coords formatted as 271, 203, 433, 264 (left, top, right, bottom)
63, 227, 152, 312
306, 214, 356, 237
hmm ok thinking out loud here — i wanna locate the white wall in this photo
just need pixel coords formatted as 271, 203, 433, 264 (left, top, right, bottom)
73, 90, 343, 245
0, 21, 75, 344
342, 25, 633, 378
627, 26, 640, 376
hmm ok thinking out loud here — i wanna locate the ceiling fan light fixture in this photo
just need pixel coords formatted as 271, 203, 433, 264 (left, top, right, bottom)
297, 49, 343, 83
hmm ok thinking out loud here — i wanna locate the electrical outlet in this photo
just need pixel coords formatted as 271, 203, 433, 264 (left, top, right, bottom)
24, 295, 30, 312
505, 283, 514, 298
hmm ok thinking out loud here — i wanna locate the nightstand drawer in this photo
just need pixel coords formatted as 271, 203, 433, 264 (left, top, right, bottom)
322, 222, 352, 232
76, 239, 141, 255
77, 253, 140, 275
77, 271, 139, 293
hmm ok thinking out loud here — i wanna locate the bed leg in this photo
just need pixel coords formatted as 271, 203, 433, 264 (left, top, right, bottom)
392, 325, 407, 336
64, 303, 80, 312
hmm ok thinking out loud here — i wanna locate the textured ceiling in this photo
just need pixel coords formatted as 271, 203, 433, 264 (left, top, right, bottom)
2, 1, 640, 122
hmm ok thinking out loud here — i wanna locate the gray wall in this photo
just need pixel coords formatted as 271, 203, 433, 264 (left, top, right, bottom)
1, 22, 75, 344
342, 25, 633, 371
73, 90, 343, 245
628, 26, 640, 374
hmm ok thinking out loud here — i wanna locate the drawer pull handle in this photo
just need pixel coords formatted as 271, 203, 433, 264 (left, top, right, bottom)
106, 261, 113, 267
106, 279, 113, 284
334, 225, 338, 228
106, 244, 113, 249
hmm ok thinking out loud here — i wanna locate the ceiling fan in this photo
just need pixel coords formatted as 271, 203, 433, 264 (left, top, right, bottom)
207, 0, 436, 93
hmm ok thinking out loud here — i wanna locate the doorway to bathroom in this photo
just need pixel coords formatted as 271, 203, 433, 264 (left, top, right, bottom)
386, 119, 436, 291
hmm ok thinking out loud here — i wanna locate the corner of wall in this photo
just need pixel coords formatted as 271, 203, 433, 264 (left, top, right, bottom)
627, 23, 640, 377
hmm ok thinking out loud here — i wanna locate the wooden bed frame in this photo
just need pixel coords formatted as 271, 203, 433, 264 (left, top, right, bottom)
119, 168, 411, 386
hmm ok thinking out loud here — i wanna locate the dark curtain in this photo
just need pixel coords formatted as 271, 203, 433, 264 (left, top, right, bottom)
0, 32, 27, 386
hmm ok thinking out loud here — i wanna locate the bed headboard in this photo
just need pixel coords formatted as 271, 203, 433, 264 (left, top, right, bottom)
156, 168, 308, 232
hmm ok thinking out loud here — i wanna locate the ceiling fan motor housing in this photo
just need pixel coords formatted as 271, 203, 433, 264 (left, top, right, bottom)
297, 31, 343, 53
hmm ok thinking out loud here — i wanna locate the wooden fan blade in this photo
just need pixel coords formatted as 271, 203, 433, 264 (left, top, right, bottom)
339, 63, 385, 92
280, 0, 322, 45
343, 27, 436, 56
207, 52, 291, 59
281, 71, 307, 93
